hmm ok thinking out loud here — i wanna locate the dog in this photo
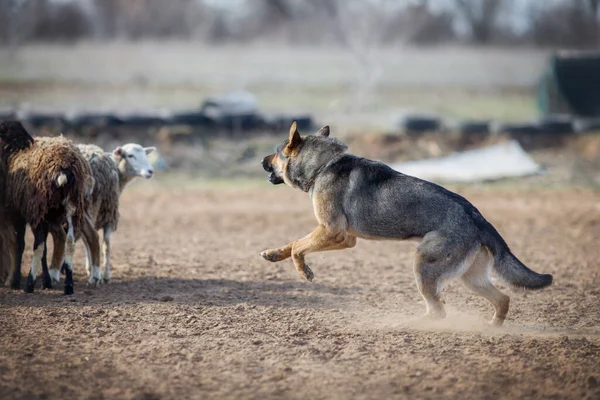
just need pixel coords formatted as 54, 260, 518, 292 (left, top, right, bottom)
260, 122, 552, 326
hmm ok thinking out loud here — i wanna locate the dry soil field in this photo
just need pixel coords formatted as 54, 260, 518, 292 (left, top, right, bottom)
1, 183, 599, 400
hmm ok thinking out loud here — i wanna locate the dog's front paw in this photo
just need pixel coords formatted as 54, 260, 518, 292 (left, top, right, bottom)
260, 249, 283, 262
299, 264, 314, 282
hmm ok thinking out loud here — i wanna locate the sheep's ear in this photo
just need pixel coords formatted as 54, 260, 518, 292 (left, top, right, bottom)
113, 147, 123, 157
144, 146, 156, 155
316, 125, 330, 137
286, 121, 301, 151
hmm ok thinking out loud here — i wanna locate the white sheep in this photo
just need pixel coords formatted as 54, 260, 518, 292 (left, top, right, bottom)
49, 143, 156, 285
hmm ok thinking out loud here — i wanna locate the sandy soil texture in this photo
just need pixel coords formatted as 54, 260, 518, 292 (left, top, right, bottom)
1, 185, 599, 400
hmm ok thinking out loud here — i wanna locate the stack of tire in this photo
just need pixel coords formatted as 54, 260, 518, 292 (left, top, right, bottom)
198, 91, 264, 135
393, 113, 441, 137
0, 108, 16, 122
264, 113, 313, 132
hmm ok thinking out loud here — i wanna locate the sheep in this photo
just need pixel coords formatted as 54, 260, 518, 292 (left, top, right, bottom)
0, 209, 15, 285
49, 211, 102, 287
0, 123, 34, 284
0, 121, 94, 295
49, 143, 156, 285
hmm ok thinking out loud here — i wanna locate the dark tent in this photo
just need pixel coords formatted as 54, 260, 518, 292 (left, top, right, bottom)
537, 51, 600, 117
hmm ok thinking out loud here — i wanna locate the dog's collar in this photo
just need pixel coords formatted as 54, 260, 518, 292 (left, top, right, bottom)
303, 154, 344, 193
304, 175, 319, 193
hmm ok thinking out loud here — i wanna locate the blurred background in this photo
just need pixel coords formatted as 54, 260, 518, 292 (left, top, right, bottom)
1, 0, 599, 187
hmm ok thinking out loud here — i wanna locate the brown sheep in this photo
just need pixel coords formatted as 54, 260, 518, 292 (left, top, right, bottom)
0, 209, 15, 285
0, 123, 34, 284
0, 121, 94, 295
0, 157, 15, 285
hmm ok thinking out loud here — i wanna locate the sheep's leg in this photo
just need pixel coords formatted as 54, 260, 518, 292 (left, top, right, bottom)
102, 227, 112, 283
82, 215, 102, 287
62, 214, 76, 296
84, 243, 93, 282
24, 224, 47, 293
84, 239, 102, 286
10, 216, 26, 290
49, 228, 66, 283
40, 229, 52, 290
84, 247, 91, 277
82, 223, 91, 277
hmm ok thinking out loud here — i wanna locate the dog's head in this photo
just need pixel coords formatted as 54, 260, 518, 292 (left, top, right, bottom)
261, 122, 347, 191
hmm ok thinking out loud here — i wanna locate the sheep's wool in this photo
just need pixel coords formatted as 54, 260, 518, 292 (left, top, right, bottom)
5, 136, 92, 234
0, 157, 14, 284
77, 144, 120, 231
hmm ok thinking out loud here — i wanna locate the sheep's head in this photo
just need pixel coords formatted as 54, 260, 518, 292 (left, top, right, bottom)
113, 143, 156, 179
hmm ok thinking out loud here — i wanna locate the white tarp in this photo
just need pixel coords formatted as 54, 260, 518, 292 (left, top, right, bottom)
390, 140, 541, 183
148, 150, 168, 170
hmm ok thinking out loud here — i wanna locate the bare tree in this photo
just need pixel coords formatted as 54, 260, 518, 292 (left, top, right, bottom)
90, 0, 210, 40
588, 0, 599, 15
30, 0, 90, 42
528, 0, 599, 47
10, 0, 600, 48
587, 0, 600, 42
90, 0, 121, 39
453, 0, 508, 44
263, 0, 294, 22
0, 0, 38, 47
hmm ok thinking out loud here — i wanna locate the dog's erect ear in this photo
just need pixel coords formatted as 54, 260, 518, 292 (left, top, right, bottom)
113, 146, 123, 157
316, 125, 330, 137
286, 121, 302, 150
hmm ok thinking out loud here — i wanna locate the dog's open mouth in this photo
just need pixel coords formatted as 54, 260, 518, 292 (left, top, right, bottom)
268, 172, 284, 185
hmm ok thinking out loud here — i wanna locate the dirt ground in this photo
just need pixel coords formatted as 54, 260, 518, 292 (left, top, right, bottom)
1, 184, 599, 400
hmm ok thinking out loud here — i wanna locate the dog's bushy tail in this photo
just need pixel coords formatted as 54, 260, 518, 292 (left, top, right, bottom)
492, 249, 553, 290
480, 225, 553, 290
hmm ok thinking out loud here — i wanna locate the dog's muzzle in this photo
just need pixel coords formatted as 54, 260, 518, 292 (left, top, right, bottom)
261, 157, 272, 173
261, 156, 283, 185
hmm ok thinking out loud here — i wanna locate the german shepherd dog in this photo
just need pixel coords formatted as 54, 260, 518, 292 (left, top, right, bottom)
260, 122, 552, 326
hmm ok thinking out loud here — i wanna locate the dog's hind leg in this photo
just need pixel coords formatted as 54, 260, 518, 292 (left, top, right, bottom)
460, 247, 510, 326
413, 252, 446, 319
413, 232, 479, 320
